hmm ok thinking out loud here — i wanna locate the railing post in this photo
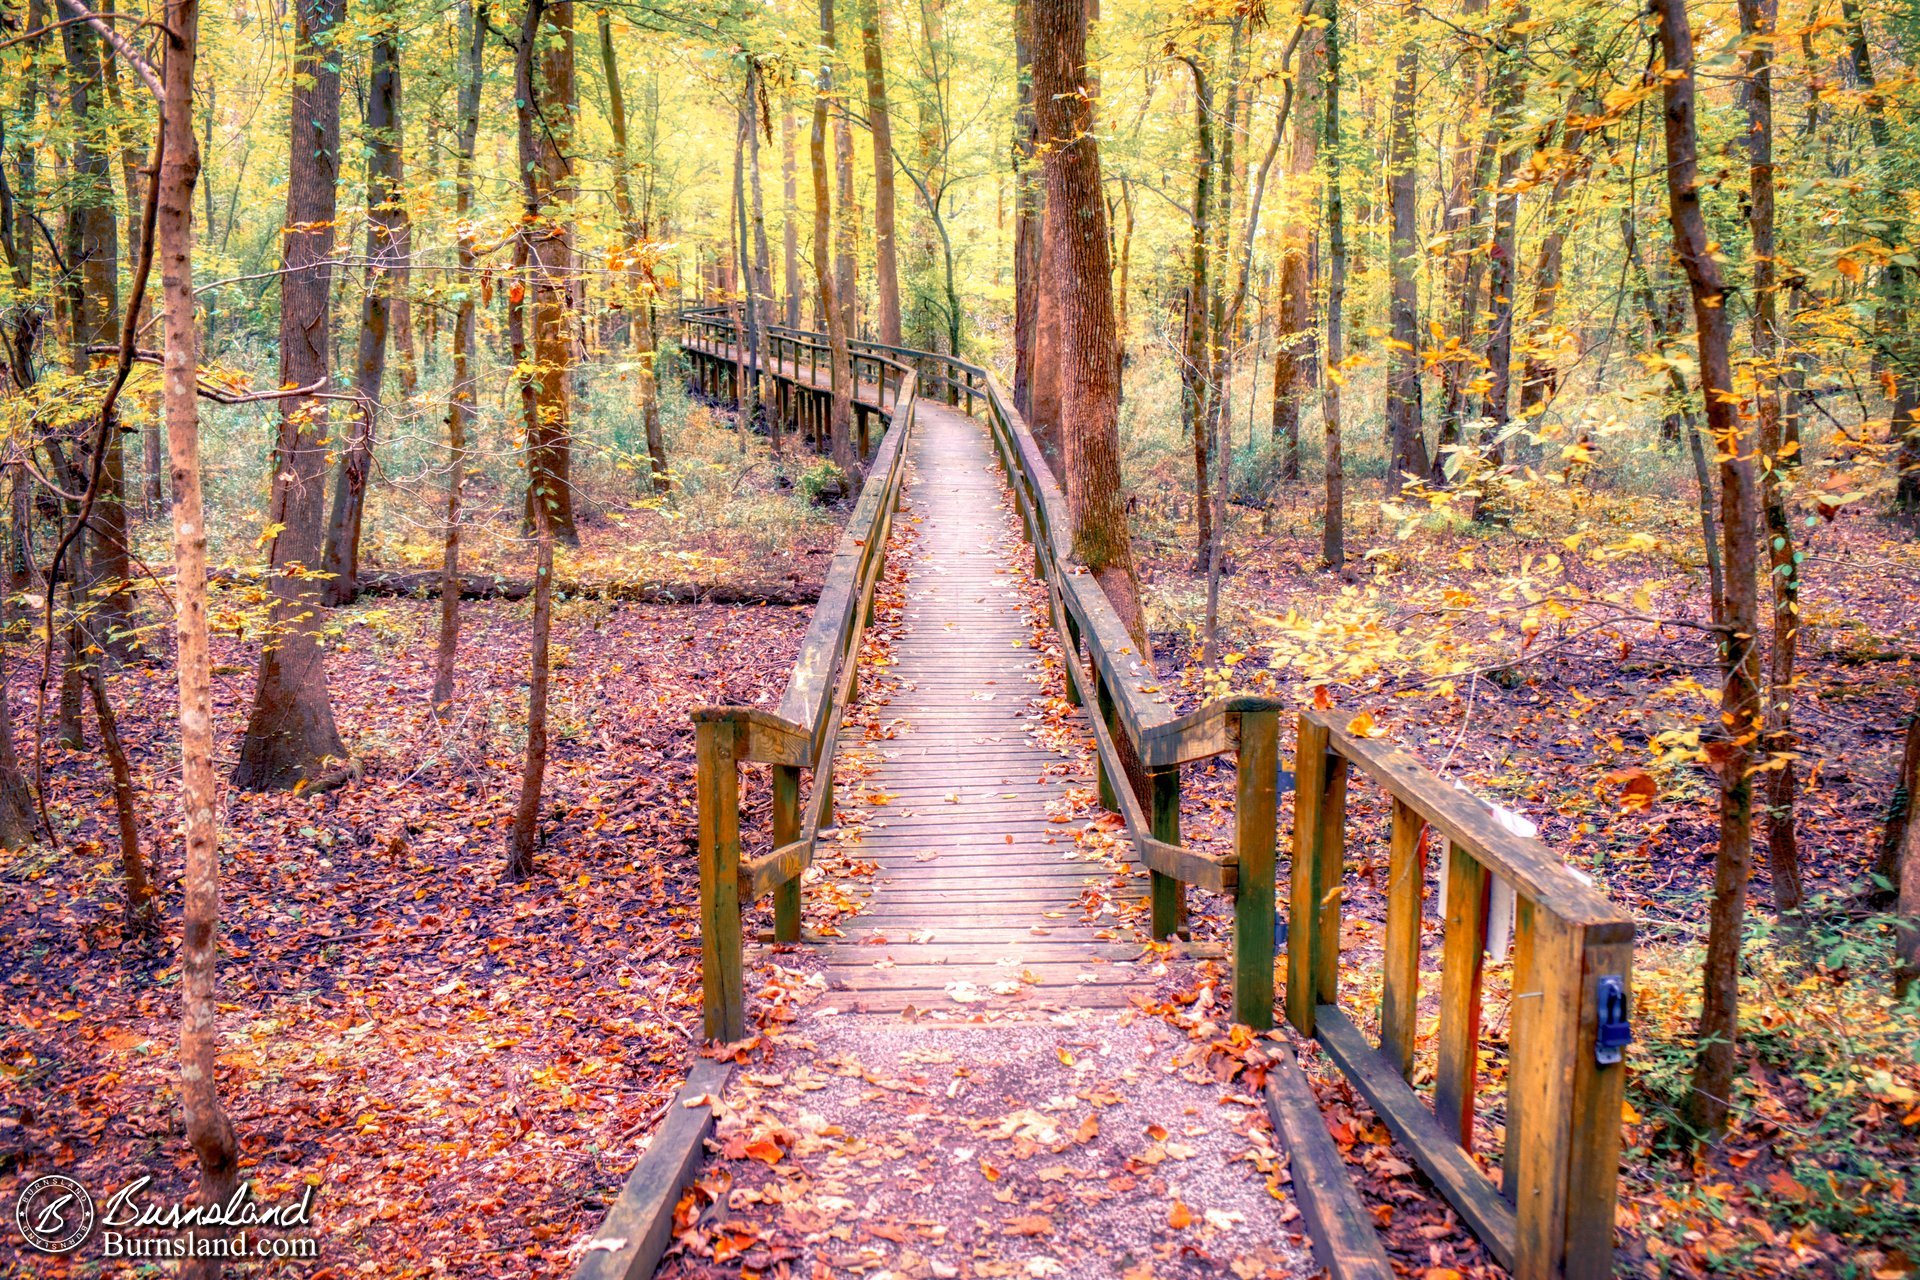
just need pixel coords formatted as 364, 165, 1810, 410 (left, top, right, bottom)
695, 714, 745, 1041
1061, 614, 1083, 707
1233, 709, 1279, 1029
772, 764, 801, 944
1286, 714, 1348, 1035
1150, 766, 1184, 941
1093, 674, 1117, 812
1380, 797, 1427, 1080
1504, 914, 1630, 1280
1435, 842, 1490, 1148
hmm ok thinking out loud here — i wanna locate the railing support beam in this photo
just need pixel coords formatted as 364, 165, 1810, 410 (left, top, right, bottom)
772, 764, 802, 944
696, 716, 745, 1042
1233, 709, 1279, 1029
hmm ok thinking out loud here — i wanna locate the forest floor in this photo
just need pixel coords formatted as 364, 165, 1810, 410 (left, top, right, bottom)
2, 455, 1916, 1278
0, 575, 814, 1276
1134, 477, 1920, 1277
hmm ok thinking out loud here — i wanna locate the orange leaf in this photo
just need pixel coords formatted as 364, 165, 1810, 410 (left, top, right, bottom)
1168, 1200, 1193, 1230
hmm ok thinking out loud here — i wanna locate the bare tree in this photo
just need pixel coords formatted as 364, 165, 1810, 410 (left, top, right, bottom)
157, 0, 242, 1255
1320, 0, 1347, 570
434, 0, 486, 717
322, 9, 404, 606
860, 0, 902, 346
1654, 0, 1763, 1142
813, 0, 856, 471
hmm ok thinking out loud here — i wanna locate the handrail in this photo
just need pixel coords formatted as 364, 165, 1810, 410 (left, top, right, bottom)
686, 313, 918, 1042
677, 307, 1631, 1280
1289, 705, 1633, 1280
677, 302, 1285, 1027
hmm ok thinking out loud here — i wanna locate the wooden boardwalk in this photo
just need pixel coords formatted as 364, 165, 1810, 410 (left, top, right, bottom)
815, 399, 1145, 1012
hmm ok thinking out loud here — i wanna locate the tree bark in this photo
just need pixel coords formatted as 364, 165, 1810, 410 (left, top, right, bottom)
103, 28, 166, 514
1839, 0, 1920, 511
524, 0, 578, 544
159, 0, 242, 1254
860, 0, 901, 346
1012, 0, 1042, 420
1271, 23, 1321, 483
234, 0, 348, 792
1180, 55, 1215, 571
1656, 0, 1764, 1142
1320, 0, 1347, 571
322, 17, 403, 607
827, 0, 860, 341
507, 0, 557, 878
1385, 16, 1427, 488
1435, 0, 1494, 474
1476, 8, 1529, 510
814, 0, 856, 471
85, 662, 149, 930
745, 60, 776, 440
1514, 89, 1592, 432
1032, 0, 1144, 644
1879, 695, 1920, 992
435, 0, 485, 718
1740, 0, 1803, 911
0, 645, 40, 850
1622, 199, 1725, 605
62, 11, 132, 655
782, 106, 801, 328
599, 46, 668, 489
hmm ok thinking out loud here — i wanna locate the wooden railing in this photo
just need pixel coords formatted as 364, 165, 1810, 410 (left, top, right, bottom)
685, 311, 919, 1042
1288, 707, 1633, 1280
676, 304, 1283, 1030
675, 311, 1632, 1279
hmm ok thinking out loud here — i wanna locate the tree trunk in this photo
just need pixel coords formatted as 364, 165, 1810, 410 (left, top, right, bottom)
509, 428, 556, 881
234, 0, 348, 792
0, 646, 40, 850
1476, 11, 1529, 512
860, 0, 901, 347
103, 34, 166, 514
1740, 0, 1803, 912
85, 662, 150, 930
62, 13, 132, 655
1878, 695, 1920, 991
1271, 24, 1322, 482
1320, 0, 1347, 571
599, 30, 668, 487
1032, 0, 1144, 645
828, 0, 860, 342
1436, 0, 1495, 474
388, 103, 418, 400
1514, 89, 1593, 433
782, 107, 800, 328
1839, 0, 1920, 511
1384, 18, 1427, 488
159, 0, 242, 1254
507, 3, 558, 879
524, 0, 578, 545
1013, 0, 1042, 419
1656, 0, 1764, 1142
1200, 26, 1247, 657
322, 17, 402, 607
434, 0, 485, 718
1181, 55, 1215, 572
813, 0, 856, 471
1622, 200, 1725, 605
746, 60, 776, 440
